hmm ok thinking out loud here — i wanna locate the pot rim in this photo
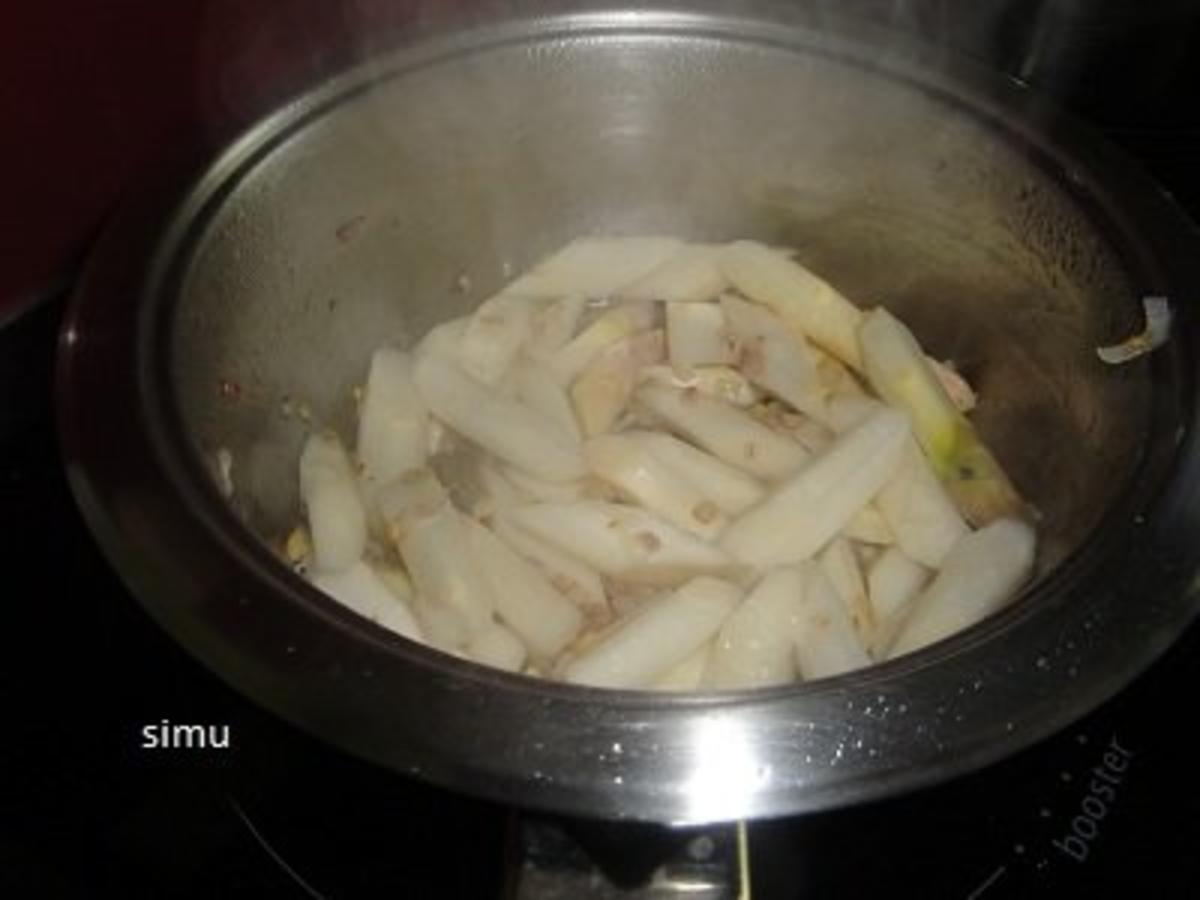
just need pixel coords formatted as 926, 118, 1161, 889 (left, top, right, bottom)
57, 2, 1200, 823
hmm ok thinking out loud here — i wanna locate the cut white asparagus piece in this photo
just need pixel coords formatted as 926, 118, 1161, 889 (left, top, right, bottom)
505, 501, 737, 585
794, 565, 873, 679
704, 567, 805, 690
822, 392, 883, 435
458, 293, 535, 384
374, 466, 447, 528
666, 302, 737, 369
391, 503, 496, 646
504, 236, 683, 300
718, 240, 864, 369
720, 407, 910, 566
491, 513, 610, 621
464, 517, 585, 660
652, 642, 714, 691
513, 358, 583, 441
571, 329, 665, 436
719, 293, 825, 420
841, 505, 893, 545
310, 561, 424, 642
413, 354, 586, 482
637, 383, 809, 480
887, 518, 1036, 659
875, 441, 971, 568
300, 432, 368, 573
412, 316, 468, 364
562, 577, 741, 688
465, 624, 527, 672
356, 348, 428, 489
630, 430, 765, 515
859, 306, 1025, 525
550, 301, 660, 385
865, 547, 929, 659
639, 364, 762, 408
477, 460, 533, 512
584, 433, 727, 540
527, 294, 586, 356
500, 465, 586, 503
819, 537, 874, 642
618, 243, 728, 303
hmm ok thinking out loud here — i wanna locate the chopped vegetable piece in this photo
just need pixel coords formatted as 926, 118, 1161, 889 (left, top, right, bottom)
719, 407, 910, 566
666, 302, 738, 370
458, 293, 535, 384
859, 307, 1026, 526
637, 383, 809, 480
875, 440, 970, 568
630, 430, 766, 515
310, 560, 424, 642
585, 433, 728, 540
504, 236, 683, 300
887, 518, 1036, 659
619, 243, 728, 303
719, 240, 864, 369
571, 329, 665, 436
819, 537, 873, 642
413, 353, 586, 482
464, 518, 584, 660
465, 624, 528, 672
356, 348, 428, 489
864, 547, 928, 659
704, 567, 805, 689
300, 432, 368, 573
793, 564, 872, 680
505, 501, 737, 585
562, 577, 741, 689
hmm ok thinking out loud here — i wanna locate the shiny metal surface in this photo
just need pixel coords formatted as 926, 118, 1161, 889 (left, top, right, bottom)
59, 2, 1200, 823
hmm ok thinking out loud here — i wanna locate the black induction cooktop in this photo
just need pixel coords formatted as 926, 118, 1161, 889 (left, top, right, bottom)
6, 37, 1200, 900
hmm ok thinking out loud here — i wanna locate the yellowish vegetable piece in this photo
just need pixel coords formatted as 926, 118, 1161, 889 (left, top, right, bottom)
503, 236, 684, 300
584, 433, 728, 540
619, 243, 728, 303
793, 565, 872, 680
887, 518, 1036, 659
928, 357, 977, 412
636, 383, 809, 480
562, 577, 741, 689
859, 307, 1026, 526
571, 329, 665, 436
718, 240, 864, 369
704, 567, 805, 689
720, 407, 910, 567
666, 301, 738, 370
505, 501, 737, 586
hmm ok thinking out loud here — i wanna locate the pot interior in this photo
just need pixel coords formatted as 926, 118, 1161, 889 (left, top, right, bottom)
168, 18, 1149, 609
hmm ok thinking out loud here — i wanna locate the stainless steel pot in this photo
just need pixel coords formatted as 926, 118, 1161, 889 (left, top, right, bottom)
59, 1, 1200, 824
